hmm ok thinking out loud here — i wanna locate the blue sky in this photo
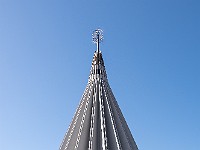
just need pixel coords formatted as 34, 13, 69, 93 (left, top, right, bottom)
0, 0, 199, 150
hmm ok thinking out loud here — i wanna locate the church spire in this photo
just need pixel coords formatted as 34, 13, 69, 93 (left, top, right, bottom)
59, 30, 138, 150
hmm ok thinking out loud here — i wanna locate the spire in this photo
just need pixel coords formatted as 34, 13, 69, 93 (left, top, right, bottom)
59, 30, 138, 150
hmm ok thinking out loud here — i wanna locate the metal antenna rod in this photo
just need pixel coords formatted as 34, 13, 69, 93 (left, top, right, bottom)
92, 28, 103, 53
97, 34, 100, 53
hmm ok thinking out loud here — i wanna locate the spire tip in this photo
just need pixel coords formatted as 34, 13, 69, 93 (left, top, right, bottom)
92, 29, 103, 52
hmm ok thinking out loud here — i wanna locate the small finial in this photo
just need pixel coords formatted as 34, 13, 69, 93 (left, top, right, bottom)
92, 29, 103, 52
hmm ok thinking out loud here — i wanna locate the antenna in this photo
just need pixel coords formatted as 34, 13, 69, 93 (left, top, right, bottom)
92, 29, 103, 53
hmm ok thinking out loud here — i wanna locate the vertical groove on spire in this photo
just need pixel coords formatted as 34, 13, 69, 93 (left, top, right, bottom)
102, 81, 122, 150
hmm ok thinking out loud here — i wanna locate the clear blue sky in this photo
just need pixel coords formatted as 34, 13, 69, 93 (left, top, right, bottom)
0, 0, 199, 150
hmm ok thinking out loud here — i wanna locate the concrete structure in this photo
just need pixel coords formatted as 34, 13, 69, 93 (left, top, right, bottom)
59, 30, 138, 150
